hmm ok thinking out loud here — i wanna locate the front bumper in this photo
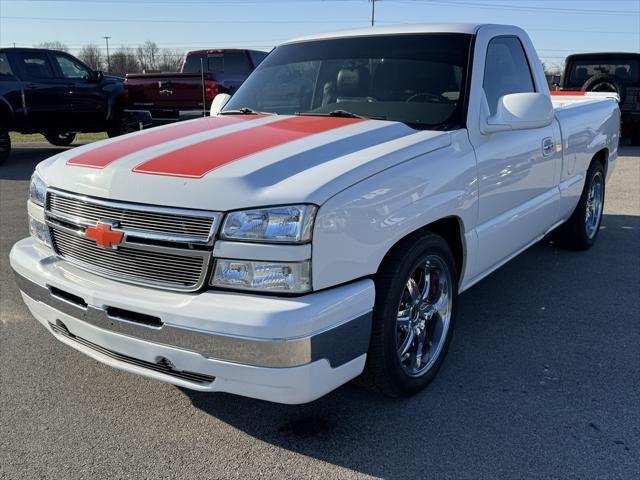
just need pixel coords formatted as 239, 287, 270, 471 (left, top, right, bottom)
10, 238, 375, 404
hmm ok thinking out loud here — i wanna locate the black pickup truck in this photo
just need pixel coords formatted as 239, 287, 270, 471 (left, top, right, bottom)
555, 52, 640, 145
0, 48, 124, 164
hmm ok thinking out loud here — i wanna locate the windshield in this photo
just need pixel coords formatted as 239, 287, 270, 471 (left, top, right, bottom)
223, 33, 473, 130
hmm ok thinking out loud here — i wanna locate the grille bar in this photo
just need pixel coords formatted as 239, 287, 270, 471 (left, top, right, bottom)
51, 229, 206, 288
47, 189, 218, 243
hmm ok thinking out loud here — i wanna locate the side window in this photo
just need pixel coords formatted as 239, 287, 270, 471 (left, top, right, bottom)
483, 37, 535, 115
16, 52, 56, 80
0, 53, 16, 81
54, 54, 92, 80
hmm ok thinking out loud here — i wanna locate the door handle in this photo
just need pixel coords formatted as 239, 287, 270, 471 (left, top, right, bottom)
542, 137, 555, 157
26, 83, 38, 89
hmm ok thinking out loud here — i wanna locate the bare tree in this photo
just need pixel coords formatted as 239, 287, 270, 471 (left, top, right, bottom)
136, 40, 160, 72
78, 43, 104, 70
110, 47, 140, 76
157, 49, 184, 72
35, 41, 69, 52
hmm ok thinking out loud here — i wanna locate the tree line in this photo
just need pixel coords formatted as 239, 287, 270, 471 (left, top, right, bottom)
36, 41, 185, 76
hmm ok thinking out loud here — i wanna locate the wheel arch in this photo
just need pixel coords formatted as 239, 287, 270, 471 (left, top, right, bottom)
591, 148, 609, 176
376, 216, 466, 283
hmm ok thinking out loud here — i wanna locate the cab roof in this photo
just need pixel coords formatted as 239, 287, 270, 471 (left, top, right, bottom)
283, 23, 484, 45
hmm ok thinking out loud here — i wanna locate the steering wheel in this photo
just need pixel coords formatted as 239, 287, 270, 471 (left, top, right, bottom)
406, 92, 450, 103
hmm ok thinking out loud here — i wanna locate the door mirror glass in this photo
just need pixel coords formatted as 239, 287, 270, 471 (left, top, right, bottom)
210, 93, 231, 116
481, 92, 554, 134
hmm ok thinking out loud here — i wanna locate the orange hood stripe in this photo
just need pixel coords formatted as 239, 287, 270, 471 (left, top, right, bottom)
66, 115, 253, 169
132, 116, 364, 178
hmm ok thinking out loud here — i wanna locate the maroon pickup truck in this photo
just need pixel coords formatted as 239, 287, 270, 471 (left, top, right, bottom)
121, 49, 267, 131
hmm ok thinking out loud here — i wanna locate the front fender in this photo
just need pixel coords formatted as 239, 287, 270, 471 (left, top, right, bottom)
312, 130, 478, 290
102, 81, 125, 121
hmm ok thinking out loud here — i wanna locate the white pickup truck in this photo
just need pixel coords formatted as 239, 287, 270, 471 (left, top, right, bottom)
10, 24, 620, 404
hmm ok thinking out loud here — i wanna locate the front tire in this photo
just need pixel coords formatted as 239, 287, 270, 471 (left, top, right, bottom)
553, 161, 605, 250
363, 232, 458, 397
43, 131, 76, 147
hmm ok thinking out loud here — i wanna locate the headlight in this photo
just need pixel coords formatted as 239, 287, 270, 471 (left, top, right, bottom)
29, 216, 52, 247
29, 172, 47, 206
221, 205, 316, 243
211, 259, 311, 293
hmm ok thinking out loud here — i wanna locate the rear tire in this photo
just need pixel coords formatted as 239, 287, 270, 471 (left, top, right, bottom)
553, 161, 605, 250
0, 124, 10, 165
44, 131, 76, 147
361, 231, 458, 397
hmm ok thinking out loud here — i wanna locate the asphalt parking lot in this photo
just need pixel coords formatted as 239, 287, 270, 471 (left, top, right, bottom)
1, 143, 639, 479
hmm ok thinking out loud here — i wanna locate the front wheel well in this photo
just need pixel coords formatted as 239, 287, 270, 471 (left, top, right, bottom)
377, 217, 465, 282
591, 148, 608, 176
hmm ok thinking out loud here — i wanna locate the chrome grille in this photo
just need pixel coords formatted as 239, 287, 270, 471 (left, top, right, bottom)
51, 229, 207, 290
44, 189, 219, 291
47, 191, 215, 243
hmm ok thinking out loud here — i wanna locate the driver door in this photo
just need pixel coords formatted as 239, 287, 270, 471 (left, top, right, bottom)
466, 28, 562, 279
50, 52, 107, 128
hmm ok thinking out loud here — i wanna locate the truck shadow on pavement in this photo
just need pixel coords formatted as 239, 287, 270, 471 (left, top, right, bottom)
180, 213, 639, 478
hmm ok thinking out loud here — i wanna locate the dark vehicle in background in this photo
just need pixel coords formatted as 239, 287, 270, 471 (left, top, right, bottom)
0, 48, 124, 164
555, 52, 640, 144
122, 49, 267, 131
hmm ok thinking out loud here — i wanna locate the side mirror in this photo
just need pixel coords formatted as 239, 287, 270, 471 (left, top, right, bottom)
551, 74, 561, 87
481, 92, 554, 135
210, 93, 231, 116
93, 70, 104, 82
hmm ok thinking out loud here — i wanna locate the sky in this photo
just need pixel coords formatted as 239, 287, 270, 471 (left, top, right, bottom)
0, 0, 639, 70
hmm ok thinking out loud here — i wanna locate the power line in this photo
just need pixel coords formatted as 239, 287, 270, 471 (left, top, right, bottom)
0, 15, 376, 24
394, 0, 639, 16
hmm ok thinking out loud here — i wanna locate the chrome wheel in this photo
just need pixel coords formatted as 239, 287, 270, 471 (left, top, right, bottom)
585, 171, 604, 239
396, 255, 452, 378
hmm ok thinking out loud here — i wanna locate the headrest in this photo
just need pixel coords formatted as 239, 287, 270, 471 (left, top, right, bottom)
615, 66, 629, 79
337, 67, 369, 97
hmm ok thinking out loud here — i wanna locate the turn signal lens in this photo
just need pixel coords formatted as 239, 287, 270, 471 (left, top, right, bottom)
211, 259, 311, 293
29, 172, 47, 207
29, 216, 52, 247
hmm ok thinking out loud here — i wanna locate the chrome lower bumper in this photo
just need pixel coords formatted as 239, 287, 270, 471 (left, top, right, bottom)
14, 272, 371, 369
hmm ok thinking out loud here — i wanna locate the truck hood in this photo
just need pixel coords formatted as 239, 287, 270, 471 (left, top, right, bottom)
38, 115, 451, 211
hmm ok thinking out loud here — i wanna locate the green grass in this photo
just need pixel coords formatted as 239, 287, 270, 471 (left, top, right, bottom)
10, 132, 108, 144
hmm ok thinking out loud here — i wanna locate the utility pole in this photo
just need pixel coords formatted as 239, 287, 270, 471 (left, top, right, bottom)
370, 0, 376, 26
103, 36, 111, 72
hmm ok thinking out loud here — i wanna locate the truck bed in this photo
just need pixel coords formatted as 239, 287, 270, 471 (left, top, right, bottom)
124, 73, 213, 115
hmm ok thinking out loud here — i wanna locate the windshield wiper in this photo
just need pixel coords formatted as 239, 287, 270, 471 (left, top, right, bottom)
296, 110, 385, 120
220, 107, 271, 115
